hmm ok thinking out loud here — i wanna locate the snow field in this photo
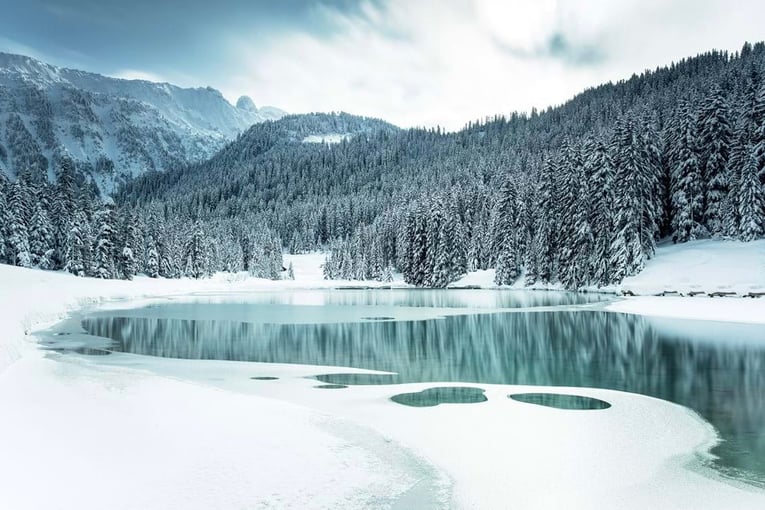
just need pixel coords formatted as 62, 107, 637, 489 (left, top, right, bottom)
1, 243, 765, 509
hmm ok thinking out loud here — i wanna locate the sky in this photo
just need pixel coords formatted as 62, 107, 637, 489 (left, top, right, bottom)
1, 0, 765, 130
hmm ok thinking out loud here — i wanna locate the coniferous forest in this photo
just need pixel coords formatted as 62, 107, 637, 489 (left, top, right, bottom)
2, 43, 765, 288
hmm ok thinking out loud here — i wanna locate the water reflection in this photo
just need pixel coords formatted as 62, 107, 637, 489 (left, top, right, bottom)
82, 308, 765, 485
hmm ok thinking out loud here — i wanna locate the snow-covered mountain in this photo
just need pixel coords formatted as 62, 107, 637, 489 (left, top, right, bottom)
0, 52, 285, 192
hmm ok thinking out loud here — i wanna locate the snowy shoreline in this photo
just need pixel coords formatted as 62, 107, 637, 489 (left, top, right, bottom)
2, 248, 765, 509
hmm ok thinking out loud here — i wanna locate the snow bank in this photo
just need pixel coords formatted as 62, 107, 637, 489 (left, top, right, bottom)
0, 263, 447, 509
620, 239, 765, 296
450, 240, 765, 296
607, 296, 765, 324
2, 254, 765, 509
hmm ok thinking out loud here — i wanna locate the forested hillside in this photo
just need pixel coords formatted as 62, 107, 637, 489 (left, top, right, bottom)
2, 43, 765, 288
114, 42, 765, 288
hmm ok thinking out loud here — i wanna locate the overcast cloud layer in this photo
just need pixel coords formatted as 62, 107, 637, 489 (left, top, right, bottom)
1, 0, 765, 129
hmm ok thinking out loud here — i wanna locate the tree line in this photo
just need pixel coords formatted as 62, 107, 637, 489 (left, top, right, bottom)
0, 159, 283, 279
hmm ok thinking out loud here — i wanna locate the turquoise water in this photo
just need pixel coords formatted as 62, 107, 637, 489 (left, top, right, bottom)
77, 289, 765, 486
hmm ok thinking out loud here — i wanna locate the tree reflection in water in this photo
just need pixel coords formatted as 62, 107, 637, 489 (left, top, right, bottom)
83, 309, 765, 486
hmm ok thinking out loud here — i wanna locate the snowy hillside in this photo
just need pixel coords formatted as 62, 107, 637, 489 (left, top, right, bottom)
0, 52, 285, 191
449, 239, 765, 297
619, 239, 765, 295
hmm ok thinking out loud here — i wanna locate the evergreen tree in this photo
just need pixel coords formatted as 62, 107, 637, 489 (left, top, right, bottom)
184, 222, 208, 279
29, 199, 54, 268
8, 181, 32, 268
753, 82, 765, 187
287, 261, 295, 280
93, 205, 118, 279
587, 136, 615, 286
671, 102, 706, 242
145, 235, 160, 278
0, 180, 10, 264
610, 119, 645, 281
739, 148, 764, 241
698, 85, 732, 235
494, 177, 521, 286
64, 213, 89, 276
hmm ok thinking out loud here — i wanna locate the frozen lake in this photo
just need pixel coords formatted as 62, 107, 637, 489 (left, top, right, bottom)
63, 289, 765, 487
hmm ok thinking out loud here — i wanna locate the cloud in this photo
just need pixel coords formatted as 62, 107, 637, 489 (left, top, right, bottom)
219, 0, 765, 130
5, 0, 765, 129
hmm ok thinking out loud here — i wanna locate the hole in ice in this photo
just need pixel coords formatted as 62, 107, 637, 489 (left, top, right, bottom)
391, 387, 487, 407
509, 393, 611, 410
360, 316, 395, 321
314, 384, 348, 389
250, 376, 279, 380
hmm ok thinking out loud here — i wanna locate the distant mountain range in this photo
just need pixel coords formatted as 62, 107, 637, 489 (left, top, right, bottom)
0, 52, 285, 192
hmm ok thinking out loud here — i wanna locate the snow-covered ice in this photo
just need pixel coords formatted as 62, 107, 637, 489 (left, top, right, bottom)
1, 246, 765, 509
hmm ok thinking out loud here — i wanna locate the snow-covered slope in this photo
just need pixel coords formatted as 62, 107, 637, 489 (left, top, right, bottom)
449, 239, 765, 296
619, 239, 765, 295
0, 52, 285, 191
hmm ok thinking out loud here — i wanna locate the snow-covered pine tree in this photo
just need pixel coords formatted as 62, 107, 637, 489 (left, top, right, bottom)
430, 196, 466, 287
382, 264, 393, 283
566, 159, 593, 290
402, 203, 429, 286
29, 199, 55, 268
738, 148, 765, 241
557, 139, 582, 287
424, 197, 444, 286
698, 85, 732, 236
64, 213, 89, 276
534, 156, 560, 283
494, 176, 521, 286
586, 136, 615, 286
93, 204, 118, 279
670, 101, 707, 242
637, 114, 662, 256
184, 221, 208, 279
287, 261, 295, 280
752, 82, 765, 187
0, 176, 10, 264
118, 210, 140, 279
145, 235, 160, 278
610, 118, 645, 282
8, 180, 32, 268
51, 156, 79, 268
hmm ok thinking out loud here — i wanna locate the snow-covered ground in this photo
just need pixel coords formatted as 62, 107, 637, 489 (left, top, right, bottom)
1, 244, 765, 509
619, 239, 765, 296
605, 239, 765, 324
449, 240, 765, 324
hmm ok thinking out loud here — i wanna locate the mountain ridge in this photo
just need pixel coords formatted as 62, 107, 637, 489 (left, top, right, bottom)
0, 52, 285, 191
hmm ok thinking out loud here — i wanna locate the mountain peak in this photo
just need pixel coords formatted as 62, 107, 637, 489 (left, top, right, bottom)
236, 95, 258, 112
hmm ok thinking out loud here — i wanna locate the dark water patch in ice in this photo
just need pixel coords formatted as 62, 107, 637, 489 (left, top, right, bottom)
391, 387, 487, 407
46, 347, 112, 356
314, 384, 348, 389
250, 376, 279, 380
509, 393, 610, 410
361, 316, 395, 321
317, 373, 399, 385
